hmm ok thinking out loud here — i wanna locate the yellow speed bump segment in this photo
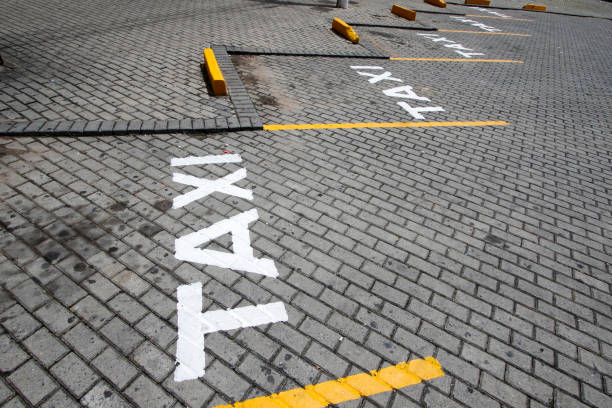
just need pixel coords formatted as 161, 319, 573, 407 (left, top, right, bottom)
391, 5, 417, 21
214, 357, 444, 408
465, 0, 490, 4
202, 48, 227, 96
332, 18, 359, 44
425, 0, 447, 8
523, 3, 547, 10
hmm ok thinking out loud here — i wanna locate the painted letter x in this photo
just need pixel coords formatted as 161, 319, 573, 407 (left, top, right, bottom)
172, 168, 253, 209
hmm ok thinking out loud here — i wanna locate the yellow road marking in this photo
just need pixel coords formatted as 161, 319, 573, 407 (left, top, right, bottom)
264, 121, 509, 131
390, 57, 523, 63
438, 29, 532, 36
465, 14, 535, 21
214, 357, 444, 408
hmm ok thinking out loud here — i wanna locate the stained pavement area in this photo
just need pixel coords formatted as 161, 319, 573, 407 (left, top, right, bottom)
1, 0, 612, 407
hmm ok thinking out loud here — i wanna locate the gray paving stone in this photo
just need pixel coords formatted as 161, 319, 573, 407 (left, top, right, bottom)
1, 396, 27, 408
33, 300, 77, 334
9, 278, 50, 311
135, 313, 177, 349
453, 380, 501, 408
273, 348, 319, 386
101, 317, 144, 355
92, 347, 139, 390
506, 366, 553, 405
62, 323, 107, 361
203, 360, 250, 402
0, 379, 14, 404
125, 374, 175, 408
45, 275, 87, 307
71, 295, 114, 329
0, 334, 29, 373
7, 360, 58, 405
237, 353, 284, 393
107, 293, 148, 324
0, 304, 41, 341
81, 381, 132, 408
50, 352, 99, 398
23, 328, 69, 368
132, 342, 174, 382
162, 376, 214, 408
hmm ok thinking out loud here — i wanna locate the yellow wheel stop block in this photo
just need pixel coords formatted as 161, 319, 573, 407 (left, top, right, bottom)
391, 5, 417, 21
332, 18, 359, 44
524, 3, 546, 10
465, 0, 490, 5
425, 0, 447, 8
202, 48, 227, 96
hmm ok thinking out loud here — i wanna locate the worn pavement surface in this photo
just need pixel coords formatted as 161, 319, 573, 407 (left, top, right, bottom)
1, 0, 611, 407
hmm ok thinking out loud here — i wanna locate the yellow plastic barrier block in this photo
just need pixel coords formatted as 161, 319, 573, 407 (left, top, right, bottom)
425, 0, 447, 8
523, 3, 546, 10
277, 388, 327, 408
391, 5, 417, 21
202, 48, 227, 96
405, 357, 445, 381
376, 365, 422, 389
310, 381, 360, 405
465, 0, 490, 5
341, 373, 392, 396
332, 18, 359, 44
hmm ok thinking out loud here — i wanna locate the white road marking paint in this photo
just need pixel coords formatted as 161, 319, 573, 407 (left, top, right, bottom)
449, 16, 501, 32
171, 154, 242, 166
349, 65, 384, 70
170, 155, 287, 381
174, 282, 288, 381
172, 168, 253, 209
383, 85, 431, 101
417, 33, 485, 58
351, 66, 445, 120
355, 70, 403, 84
397, 103, 445, 120
473, 7, 510, 18
455, 50, 487, 58
175, 208, 278, 277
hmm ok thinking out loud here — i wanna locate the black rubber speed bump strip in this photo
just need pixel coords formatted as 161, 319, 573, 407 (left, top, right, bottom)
346, 23, 438, 31
225, 46, 389, 59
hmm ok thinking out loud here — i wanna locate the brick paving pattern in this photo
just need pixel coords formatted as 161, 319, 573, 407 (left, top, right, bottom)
1, 0, 612, 407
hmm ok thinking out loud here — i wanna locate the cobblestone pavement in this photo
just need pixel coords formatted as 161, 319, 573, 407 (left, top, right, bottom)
1, 0, 612, 407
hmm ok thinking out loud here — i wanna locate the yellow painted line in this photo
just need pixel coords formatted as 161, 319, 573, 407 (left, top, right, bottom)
214, 357, 444, 408
390, 57, 523, 63
203, 48, 227, 96
438, 29, 532, 37
264, 121, 509, 131
465, 14, 535, 22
